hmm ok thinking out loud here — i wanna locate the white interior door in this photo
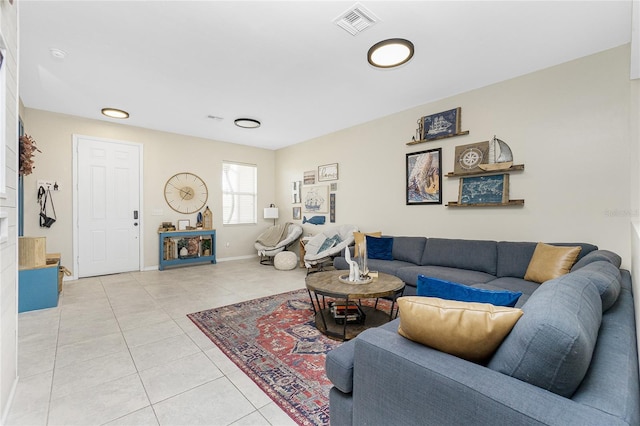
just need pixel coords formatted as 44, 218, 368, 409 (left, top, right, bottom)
75, 136, 141, 278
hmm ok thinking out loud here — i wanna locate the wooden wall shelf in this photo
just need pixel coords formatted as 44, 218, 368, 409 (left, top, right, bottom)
446, 164, 525, 178
446, 200, 525, 208
406, 130, 470, 145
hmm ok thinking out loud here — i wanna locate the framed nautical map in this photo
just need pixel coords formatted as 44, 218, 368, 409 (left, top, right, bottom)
406, 148, 442, 205
302, 185, 329, 213
420, 107, 461, 141
458, 174, 509, 205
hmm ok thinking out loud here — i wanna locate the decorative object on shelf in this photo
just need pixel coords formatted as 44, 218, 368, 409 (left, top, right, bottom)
302, 215, 325, 225
302, 185, 329, 213
292, 181, 301, 204
406, 148, 442, 205
407, 107, 470, 145
478, 135, 513, 171
158, 222, 176, 232
458, 174, 509, 205
19, 134, 41, 176
164, 172, 208, 214
202, 206, 213, 229
201, 238, 212, 256
303, 170, 315, 185
264, 204, 279, 226
330, 193, 336, 223
318, 163, 339, 181
196, 211, 203, 229
454, 141, 489, 174
177, 219, 190, 230
292, 206, 301, 220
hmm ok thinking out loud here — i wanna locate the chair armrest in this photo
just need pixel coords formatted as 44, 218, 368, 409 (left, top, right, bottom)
350, 327, 627, 425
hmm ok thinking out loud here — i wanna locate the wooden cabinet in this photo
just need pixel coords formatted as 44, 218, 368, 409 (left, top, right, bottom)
158, 229, 216, 270
19, 257, 60, 312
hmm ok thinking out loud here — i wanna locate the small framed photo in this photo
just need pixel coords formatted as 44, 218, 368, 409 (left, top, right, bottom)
177, 219, 190, 230
303, 170, 316, 185
406, 148, 442, 205
292, 206, 301, 220
318, 163, 339, 181
458, 174, 509, 205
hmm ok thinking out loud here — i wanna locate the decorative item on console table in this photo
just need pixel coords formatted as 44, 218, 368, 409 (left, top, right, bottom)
203, 206, 213, 229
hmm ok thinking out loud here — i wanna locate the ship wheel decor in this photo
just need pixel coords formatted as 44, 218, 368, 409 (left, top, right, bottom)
164, 172, 208, 214
407, 106, 469, 145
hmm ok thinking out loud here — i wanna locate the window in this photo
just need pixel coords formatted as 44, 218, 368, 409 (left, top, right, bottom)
222, 161, 257, 225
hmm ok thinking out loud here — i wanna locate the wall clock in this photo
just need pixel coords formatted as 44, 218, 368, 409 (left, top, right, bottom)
164, 172, 208, 214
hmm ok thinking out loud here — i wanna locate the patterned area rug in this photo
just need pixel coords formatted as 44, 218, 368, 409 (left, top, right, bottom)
187, 289, 340, 425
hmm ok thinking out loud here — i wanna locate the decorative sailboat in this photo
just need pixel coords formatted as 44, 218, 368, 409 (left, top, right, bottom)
478, 135, 513, 171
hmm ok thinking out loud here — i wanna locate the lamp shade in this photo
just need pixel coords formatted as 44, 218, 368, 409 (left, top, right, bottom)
264, 207, 279, 219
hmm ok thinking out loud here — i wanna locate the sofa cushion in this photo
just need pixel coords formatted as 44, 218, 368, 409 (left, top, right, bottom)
391, 236, 427, 265
354, 231, 381, 257
417, 275, 521, 307
488, 275, 602, 398
569, 261, 621, 312
497, 241, 598, 278
473, 277, 540, 307
524, 242, 581, 283
366, 235, 393, 260
572, 249, 622, 271
397, 296, 523, 362
420, 238, 497, 275
396, 265, 496, 288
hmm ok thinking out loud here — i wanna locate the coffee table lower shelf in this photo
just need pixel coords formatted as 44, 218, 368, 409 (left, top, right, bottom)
314, 306, 394, 341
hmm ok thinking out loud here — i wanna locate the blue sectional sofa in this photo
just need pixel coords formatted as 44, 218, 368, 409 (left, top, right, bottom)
328, 237, 639, 425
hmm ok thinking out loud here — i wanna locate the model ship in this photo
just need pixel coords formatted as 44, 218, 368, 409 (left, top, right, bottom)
478, 135, 513, 171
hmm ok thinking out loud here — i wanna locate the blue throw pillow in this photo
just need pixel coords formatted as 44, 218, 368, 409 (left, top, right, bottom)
318, 236, 337, 253
417, 275, 522, 307
366, 235, 393, 260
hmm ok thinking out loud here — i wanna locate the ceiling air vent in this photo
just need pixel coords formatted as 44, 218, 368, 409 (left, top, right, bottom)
334, 3, 379, 36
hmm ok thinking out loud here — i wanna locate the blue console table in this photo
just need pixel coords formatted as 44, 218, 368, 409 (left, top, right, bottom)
158, 229, 216, 271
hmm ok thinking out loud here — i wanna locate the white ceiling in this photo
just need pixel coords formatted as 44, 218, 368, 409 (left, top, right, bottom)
19, 1, 632, 150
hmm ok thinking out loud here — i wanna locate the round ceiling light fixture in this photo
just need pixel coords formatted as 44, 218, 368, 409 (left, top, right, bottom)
101, 108, 129, 119
234, 118, 261, 129
367, 38, 414, 68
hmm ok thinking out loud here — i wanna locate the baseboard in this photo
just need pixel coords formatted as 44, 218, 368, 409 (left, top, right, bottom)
1, 375, 18, 426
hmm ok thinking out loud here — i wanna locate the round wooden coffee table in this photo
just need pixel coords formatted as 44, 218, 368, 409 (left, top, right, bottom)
305, 270, 405, 340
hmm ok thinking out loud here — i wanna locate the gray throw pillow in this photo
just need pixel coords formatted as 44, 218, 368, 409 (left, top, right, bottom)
488, 275, 602, 398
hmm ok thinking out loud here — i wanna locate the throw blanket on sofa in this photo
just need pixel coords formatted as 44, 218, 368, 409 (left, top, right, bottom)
256, 223, 290, 246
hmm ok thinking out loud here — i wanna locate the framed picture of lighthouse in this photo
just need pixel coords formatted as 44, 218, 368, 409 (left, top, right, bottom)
420, 107, 462, 141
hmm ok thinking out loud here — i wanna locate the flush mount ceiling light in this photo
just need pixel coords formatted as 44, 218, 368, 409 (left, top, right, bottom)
234, 118, 261, 129
101, 108, 129, 119
367, 38, 414, 68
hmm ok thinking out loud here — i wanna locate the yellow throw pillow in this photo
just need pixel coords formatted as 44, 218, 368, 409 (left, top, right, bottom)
397, 296, 523, 362
524, 242, 582, 284
353, 231, 382, 257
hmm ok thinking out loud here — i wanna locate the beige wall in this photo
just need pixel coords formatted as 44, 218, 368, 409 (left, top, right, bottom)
276, 45, 635, 269
0, 0, 19, 420
20, 109, 277, 274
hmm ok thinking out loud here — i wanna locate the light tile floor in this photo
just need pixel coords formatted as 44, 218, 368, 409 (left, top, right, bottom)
6, 259, 309, 426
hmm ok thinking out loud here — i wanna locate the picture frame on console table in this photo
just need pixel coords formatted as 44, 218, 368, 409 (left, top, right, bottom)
458, 174, 509, 205
406, 148, 442, 205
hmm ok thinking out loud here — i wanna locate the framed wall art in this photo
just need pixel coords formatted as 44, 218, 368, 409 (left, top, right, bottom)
330, 193, 336, 222
406, 148, 442, 205
302, 185, 329, 213
292, 180, 302, 204
458, 174, 509, 205
303, 170, 316, 185
292, 206, 301, 220
420, 107, 462, 141
318, 163, 339, 181
177, 219, 190, 230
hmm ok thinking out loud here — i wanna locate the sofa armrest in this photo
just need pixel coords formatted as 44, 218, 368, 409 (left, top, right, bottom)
351, 327, 631, 425
572, 249, 622, 270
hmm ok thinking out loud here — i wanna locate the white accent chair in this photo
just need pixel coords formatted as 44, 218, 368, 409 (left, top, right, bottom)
303, 224, 358, 272
255, 223, 303, 265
